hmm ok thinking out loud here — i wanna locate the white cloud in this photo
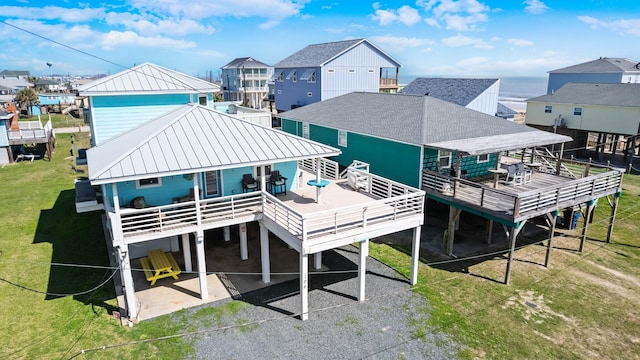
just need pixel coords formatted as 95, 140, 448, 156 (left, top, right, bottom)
369, 35, 434, 51
418, 0, 490, 31
101, 31, 196, 50
129, 0, 306, 21
457, 57, 488, 67
442, 34, 492, 49
371, 3, 421, 26
105, 13, 216, 36
523, 0, 549, 15
0, 5, 106, 22
578, 16, 640, 37
507, 38, 534, 47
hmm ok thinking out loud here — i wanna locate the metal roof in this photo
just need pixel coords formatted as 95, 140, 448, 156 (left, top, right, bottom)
548, 57, 640, 74
399, 78, 499, 107
528, 83, 640, 107
87, 104, 340, 184
280, 92, 570, 155
274, 38, 401, 68
221, 57, 271, 69
78, 62, 220, 96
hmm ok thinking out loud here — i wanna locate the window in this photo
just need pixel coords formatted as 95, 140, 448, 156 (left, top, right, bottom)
348, 69, 355, 74
276, 70, 284, 82
204, 171, 219, 197
477, 154, 489, 163
292, 71, 297, 82
198, 94, 207, 106
309, 71, 316, 82
327, 69, 335, 73
136, 177, 162, 189
256, 165, 272, 178
286, 70, 296, 80
573, 107, 582, 116
302, 123, 309, 139
544, 105, 552, 113
300, 69, 315, 82
438, 150, 451, 168
338, 130, 347, 147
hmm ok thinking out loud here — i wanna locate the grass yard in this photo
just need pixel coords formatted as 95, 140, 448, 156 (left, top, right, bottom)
1, 132, 638, 359
20, 112, 86, 128
372, 174, 640, 359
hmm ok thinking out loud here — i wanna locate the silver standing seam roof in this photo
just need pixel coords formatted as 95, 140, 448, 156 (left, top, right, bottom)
280, 92, 571, 156
87, 104, 340, 184
274, 38, 401, 68
78, 62, 220, 95
528, 83, 640, 108
399, 78, 499, 107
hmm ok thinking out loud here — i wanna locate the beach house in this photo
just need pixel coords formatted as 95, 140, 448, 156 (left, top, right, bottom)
81, 65, 425, 322
220, 57, 272, 109
546, 57, 640, 94
273, 38, 401, 112
280, 91, 624, 283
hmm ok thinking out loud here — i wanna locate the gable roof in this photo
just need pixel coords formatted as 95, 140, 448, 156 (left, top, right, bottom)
528, 83, 640, 107
496, 103, 518, 117
0, 70, 30, 77
78, 62, 220, 96
400, 78, 499, 107
274, 38, 401, 68
222, 57, 271, 69
280, 92, 570, 155
87, 104, 340, 184
549, 57, 640, 74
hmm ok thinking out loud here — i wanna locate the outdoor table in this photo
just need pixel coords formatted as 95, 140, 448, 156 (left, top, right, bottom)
489, 168, 508, 188
140, 249, 181, 285
307, 178, 330, 203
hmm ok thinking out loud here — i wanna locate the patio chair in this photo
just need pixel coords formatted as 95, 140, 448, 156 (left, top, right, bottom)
268, 170, 287, 195
503, 164, 523, 186
515, 163, 532, 184
241, 174, 259, 193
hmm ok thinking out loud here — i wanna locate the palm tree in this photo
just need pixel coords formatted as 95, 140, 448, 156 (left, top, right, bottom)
15, 88, 39, 118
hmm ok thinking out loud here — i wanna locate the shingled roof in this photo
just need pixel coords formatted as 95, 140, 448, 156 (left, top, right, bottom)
221, 57, 271, 69
528, 83, 640, 107
274, 39, 401, 68
400, 78, 499, 107
280, 92, 570, 155
549, 57, 640, 74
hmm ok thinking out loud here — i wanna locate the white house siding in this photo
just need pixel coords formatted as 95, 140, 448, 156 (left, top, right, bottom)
466, 80, 500, 116
526, 101, 640, 135
321, 42, 397, 101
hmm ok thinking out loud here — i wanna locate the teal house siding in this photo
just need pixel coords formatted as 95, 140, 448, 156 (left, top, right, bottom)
423, 148, 497, 178
106, 174, 194, 207
282, 119, 422, 187
222, 166, 254, 195
91, 94, 193, 144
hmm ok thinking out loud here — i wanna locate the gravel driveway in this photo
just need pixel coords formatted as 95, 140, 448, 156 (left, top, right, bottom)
184, 245, 459, 359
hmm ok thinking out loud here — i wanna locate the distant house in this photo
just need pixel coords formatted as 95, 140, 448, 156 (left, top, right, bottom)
0, 85, 13, 105
400, 78, 500, 116
221, 57, 272, 109
496, 103, 517, 121
526, 82, 640, 159
83, 64, 425, 323
273, 38, 401, 112
0, 70, 30, 79
280, 91, 624, 285
547, 57, 640, 94
35, 79, 60, 92
78, 62, 221, 146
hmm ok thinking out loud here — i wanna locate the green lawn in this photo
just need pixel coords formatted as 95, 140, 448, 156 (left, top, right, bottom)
20, 112, 85, 128
1, 133, 638, 359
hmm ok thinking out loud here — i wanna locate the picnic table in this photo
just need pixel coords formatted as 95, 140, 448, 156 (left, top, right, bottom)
139, 249, 181, 286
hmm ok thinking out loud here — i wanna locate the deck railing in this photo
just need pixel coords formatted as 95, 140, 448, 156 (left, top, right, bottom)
8, 120, 52, 142
422, 168, 622, 222
115, 173, 424, 244
298, 158, 340, 180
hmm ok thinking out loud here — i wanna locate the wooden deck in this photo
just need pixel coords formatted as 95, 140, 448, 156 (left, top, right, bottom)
422, 167, 623, 224
110, 168, 425, 254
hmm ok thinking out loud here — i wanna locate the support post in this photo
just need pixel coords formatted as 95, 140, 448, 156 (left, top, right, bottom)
446, 207, 461, 256
606, 193, 621, 243
410, 226, 421, 286
579, 201, 595, 252
259, 223, 270, 284
223, 226, 231, 242
300, 253, 309, 321
120, 247, 138, 321
239, 223, 248, 260
313, 252, 322, 270
504, 225, 519, 285
196, 231, 208, 300
358, 240, 368, 302
545, 212, 558, 268
555, 142, 565, 175
182, 233, 192, 272
486, 219, 493, 244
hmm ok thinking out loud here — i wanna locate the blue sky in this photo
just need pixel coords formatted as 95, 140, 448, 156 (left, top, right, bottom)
0, 0, 638, 80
